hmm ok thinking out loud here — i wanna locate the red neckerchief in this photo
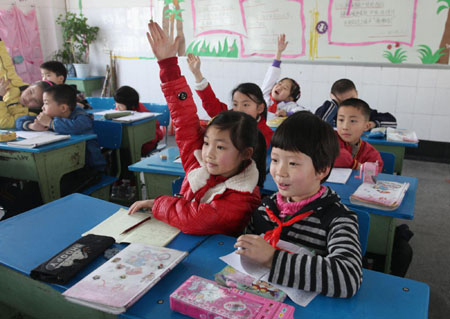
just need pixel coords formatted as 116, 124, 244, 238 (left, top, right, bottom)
264, 207, 314, 252
268, 94, 278, 113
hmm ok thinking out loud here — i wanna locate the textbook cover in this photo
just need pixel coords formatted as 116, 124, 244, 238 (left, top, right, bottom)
350, 180, 410, 211
63, 243, 187, 314
170, 275, 295, 319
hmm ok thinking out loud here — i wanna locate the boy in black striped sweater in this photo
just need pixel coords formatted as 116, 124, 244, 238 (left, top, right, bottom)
235, 111, 362, 298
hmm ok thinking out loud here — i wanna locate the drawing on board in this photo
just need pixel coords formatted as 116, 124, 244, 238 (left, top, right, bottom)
436, 0, 450, 64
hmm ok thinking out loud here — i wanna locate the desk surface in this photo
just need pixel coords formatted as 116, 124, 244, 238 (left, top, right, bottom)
0, 194, 208, 287
121, 234, 429, 319
92, 109, 157, 127
128, 147, 184, 176
263, 170, 417, 220
0, 134, 96, 153
361, 135, 419, 148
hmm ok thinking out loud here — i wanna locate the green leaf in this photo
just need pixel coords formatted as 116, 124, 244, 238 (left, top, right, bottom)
437, 5, 449, 14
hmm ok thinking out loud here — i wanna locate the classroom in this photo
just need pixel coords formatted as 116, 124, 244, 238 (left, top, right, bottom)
0, 0, 449, 318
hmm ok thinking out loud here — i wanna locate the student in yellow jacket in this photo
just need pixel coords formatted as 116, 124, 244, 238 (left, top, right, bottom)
0, 39, 53, 129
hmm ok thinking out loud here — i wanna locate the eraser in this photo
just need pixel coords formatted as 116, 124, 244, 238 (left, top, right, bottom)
160, 154, 168, 160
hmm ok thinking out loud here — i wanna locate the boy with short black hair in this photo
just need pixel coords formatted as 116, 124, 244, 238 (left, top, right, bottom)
315, 78, 397, 128
16, 84, 106, 195
334, 98, 383, 171
40, 61, 67, 84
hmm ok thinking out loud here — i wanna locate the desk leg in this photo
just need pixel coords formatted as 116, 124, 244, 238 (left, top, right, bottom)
34, 142, 86, 203
122, 120, 156, 200
366, 214, 396, 274
372, 145, 405, 175
0, 266, 116, 319
143, 173, 179, 199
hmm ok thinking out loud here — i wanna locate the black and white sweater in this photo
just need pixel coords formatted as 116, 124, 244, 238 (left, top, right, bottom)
245, 187, 362, 298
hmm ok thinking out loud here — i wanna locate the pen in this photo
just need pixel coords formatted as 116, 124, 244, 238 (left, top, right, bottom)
120, 216, 152, 235
175, 155, 181, 160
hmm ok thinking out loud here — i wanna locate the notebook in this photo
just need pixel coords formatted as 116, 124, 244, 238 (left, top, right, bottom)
350, 180, 410, 210
7, 134, 70, 148
170, 275, 295, 319
63, 243, 188, 314
82, 208, 180, 247
326, 168, 352, 184
386, 128, 419, 143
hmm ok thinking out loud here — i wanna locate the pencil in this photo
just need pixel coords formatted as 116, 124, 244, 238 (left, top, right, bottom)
120, 216, 152, 235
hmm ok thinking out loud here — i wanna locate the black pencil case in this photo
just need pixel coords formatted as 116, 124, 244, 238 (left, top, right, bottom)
30, 234, 115, 284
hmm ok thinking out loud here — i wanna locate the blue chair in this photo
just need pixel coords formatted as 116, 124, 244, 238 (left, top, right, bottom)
352, 208, 370, 256
379, 151, 396, 174
142, 103, 170, 151
172, 177, 184, 195
85, 97, 115, 110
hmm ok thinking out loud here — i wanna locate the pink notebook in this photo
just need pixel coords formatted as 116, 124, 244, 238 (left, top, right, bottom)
170, 275, 295, 319
63, 243, 187, 314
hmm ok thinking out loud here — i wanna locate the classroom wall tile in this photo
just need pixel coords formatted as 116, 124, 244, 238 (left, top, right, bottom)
417, 69, 438, 88
432, 88, 450, 116
359, 84, 380, 110
376, 85, 398, 113
413, 87, 435, 114
299, 81, 312, 109
435, 69, 450, 88
398, 68, 419, 87
412, 114, 432, 141
429, 115, 450, 142
362, 66, 381, 85
327, 65, 346, 84
380, 67, 399, 86
395, 113, 414, 131
310, 82, 330, 110
312, 65, 329, 83
345, 66, 364, 86
296, 64, 313, 83
396, 86, 417, 113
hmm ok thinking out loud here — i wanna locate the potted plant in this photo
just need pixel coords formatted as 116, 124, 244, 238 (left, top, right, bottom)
54, 12, 99, 78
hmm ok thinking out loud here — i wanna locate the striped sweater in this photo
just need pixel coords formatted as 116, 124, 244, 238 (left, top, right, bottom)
245, 187, 362, 298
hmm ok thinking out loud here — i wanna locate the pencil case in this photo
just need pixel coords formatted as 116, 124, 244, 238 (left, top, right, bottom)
30, 234, 115, 284
214, 265, 287, 302
0, 131, 16, 142
170, 275, 295, 319
104, 111, 132, 120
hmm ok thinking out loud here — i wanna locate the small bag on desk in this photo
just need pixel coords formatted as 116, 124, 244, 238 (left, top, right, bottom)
30, 234, 115, 284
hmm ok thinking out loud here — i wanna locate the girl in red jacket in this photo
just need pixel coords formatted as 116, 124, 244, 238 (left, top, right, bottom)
128, 21, 267, 236
114, 85, 163, 155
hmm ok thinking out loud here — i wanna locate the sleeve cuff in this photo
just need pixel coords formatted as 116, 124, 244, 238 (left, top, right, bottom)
272, 59, 282, 68
157, 57, 181, 83
194, 77, 209, 91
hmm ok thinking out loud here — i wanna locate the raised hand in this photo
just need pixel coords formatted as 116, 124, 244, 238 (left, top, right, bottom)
146, 20, 180, 61
187, 53, 204, 82
276, 34, 288, 60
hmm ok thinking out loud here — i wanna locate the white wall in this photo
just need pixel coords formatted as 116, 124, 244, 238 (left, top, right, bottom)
4, 0, 450, 143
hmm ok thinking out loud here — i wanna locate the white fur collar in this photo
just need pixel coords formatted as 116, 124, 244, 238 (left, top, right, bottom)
187, 150, 259, 203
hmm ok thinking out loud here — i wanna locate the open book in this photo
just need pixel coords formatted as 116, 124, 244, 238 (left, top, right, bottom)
7, 134, 70, 148
82, 208, 180, 247
63, 243, 187, 314
350, 180, 410, 211
95, 110, 159, 123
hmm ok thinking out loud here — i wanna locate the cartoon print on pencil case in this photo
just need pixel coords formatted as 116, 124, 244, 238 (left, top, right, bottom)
223, 300, 247, 312
374, 181, 400, 194
195, 282, 224, 302
140, 272, 155, 283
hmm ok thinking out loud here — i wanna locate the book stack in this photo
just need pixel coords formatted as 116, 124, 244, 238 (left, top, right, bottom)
386, 128, 419, 143
350, 180, 410, 211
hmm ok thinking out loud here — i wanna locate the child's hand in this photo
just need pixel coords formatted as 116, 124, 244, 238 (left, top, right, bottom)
187, 53, 204, 82
146, 20, 180, 60
276, 109, 287, 117
276, 34, 288, 60
29, 119, 48, 131
36, 113, 52, 127
0, 78, 10, 96
128, 199, 154, 215
235, 234, 275, 268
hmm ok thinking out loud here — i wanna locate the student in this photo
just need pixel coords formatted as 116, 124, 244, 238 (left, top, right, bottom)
235, 111, 362, 298
40, 60, 91, 109
128, 21, 266, 236
113, 85, 163, 155
16, 84, 106, 195
262, 34, 306, 116
315, 78, 397, 128
334, 98, 383, 171
187, 54, 273, 149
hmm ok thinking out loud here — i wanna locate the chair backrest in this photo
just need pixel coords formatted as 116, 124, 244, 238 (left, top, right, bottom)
86, 97, 115, 110
379, 151, 396, 174
172, 177, 184, 195
142, 103, 170, 127
93, 121, 122, 149
352, 208, 370, 256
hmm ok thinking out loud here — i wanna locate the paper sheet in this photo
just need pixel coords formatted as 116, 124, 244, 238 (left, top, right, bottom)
14, 131, 58, 139
326, 168, 353, 184
82, 208, 180, 247
220, 238, 318, 307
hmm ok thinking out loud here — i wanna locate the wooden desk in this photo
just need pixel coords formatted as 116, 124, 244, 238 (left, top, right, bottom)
93, 111, 157, 202
263, 170, 418, 273
0, 134, 96, 203
128, 147, 183, 199
0, 194, 209, 319
66, 76, 105, 96
123, 235, 429, 319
